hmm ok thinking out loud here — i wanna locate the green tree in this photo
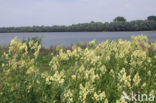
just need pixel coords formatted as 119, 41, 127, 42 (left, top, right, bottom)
147, 16, 156, 21
113, 16, 127, 22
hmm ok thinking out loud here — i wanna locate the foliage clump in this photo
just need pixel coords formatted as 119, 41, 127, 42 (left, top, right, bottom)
0, 35, 156, 103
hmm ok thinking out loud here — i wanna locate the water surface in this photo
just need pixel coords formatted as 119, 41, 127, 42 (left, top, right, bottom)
0, 31, 156, 47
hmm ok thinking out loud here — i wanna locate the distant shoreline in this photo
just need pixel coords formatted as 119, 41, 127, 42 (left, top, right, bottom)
0, 30, 156, 33
0, 17, 156, 33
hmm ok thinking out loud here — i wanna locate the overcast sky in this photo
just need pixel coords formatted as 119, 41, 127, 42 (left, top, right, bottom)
0, 0, 156, 27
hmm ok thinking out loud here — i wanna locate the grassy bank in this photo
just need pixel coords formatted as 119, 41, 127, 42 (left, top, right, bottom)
0, 35, 156, 103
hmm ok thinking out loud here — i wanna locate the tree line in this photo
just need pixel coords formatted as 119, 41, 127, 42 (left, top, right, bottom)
0, 16, 156, 33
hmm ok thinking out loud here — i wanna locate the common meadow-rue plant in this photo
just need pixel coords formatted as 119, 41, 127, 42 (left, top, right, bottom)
0, 35, 156, 103
0, 38, 41, 103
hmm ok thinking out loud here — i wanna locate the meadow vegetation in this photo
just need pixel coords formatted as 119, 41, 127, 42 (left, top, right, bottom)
0, 35, 156, 103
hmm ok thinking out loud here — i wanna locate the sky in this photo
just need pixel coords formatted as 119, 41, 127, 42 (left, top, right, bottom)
0, 0, 156, 27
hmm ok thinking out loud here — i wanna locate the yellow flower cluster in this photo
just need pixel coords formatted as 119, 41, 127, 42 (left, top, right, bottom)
1, 35, 155, 103
40, 35, 156, 103
93, 91, 108, 102
133, 73, 141, 86
2, 38, 40, 73
63, 89, 74, 103
1, 38, 41, 98
45, 71, 65, 85
118, 68, 131, 89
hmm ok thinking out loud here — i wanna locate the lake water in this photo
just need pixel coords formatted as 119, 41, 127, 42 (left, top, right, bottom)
0, 31, 156, 47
